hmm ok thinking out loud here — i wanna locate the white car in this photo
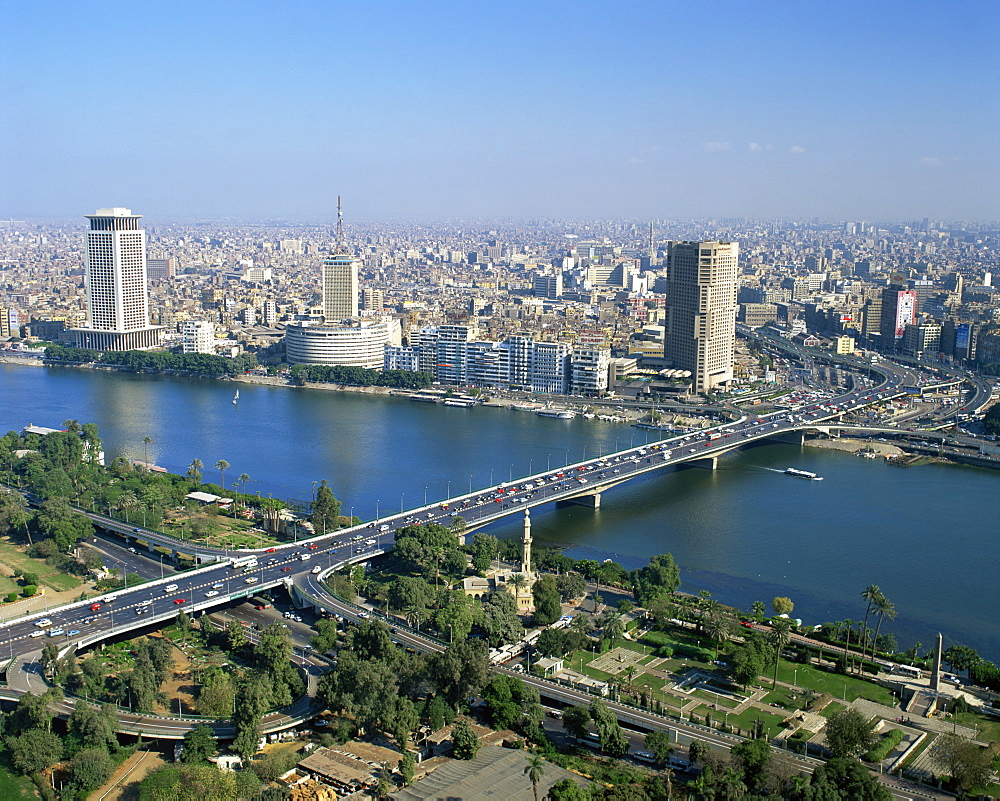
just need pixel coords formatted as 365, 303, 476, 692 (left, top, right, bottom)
244, 577, 258, 584
212, 583, 224, 590
311, 566, 321, 574
205, 590, 220, 597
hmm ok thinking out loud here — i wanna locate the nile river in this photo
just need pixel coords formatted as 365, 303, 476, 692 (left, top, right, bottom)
2, 363, 997, 660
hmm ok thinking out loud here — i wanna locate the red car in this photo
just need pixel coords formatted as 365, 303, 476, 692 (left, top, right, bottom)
173, 598, 186, 604
266, 548, 277, 553
90, 603, 101, 611
282, 566, 292, 572
307, 543, 319, 549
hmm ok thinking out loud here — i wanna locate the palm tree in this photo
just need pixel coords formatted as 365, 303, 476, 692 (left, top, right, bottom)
142, 436, 153, 469
523, 754, 545, 801
841, 618, 855, 672
751, 601, 765, 621
769, 618, 792, 689
706, 613, 731, 659
601, 609, 625, 643
62, 419, 80, 434
869, 595, 896, 660
237, 473, 250, 511
117, 491, 139, 523
215, 460, 230, 493
188, 458, 203, 483
623, 664, 638, 696
570, 614, 594, 638
860, 584, 882, 660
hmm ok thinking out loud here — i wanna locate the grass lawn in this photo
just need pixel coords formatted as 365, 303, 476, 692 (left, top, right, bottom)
692, 688, 740, 708
773, 659, 895, 705
952, 711, 1000, 745
0, 748, 39, 799
691, 704, 787, 738
818, 701, 846, 718
0, 539, 81, 592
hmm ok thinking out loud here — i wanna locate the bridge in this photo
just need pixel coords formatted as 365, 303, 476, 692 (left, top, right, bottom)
2, 349, 993, 739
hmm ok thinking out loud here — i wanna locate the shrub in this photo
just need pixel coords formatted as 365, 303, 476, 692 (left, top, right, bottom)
863, 728, 904, 762
22, 585, 36, 597
6, 592, 17, 603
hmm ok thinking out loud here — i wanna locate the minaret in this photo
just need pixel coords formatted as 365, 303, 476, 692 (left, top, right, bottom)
521, 508, 532, 576
931, 632, 943, 692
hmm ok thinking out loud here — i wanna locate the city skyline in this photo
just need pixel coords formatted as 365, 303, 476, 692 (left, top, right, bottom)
2, 0, 998, 222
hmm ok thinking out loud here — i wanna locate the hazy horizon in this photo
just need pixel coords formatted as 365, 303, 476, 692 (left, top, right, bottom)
3, 0, 998, 222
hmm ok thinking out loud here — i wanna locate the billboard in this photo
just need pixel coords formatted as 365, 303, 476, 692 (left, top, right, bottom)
892, 291, 916, 338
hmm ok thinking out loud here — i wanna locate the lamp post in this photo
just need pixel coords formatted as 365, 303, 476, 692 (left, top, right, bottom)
469, 474, 473, 493
375, 499, 380, 521
446, 481, 451, 500
564, 449, 569, 466
528, 459, 532, 476
159, 555, 164, 580
400, 493, 405, 513
489, 470, 494, 487
423, 487, 428, 506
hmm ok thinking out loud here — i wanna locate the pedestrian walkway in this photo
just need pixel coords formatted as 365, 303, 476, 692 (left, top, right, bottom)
851, 697, 976, 738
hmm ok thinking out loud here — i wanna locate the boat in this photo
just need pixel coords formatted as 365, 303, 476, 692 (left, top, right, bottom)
512, 404, 539, 412
443, 397, 478, 408
409, 393, 442, 403
784, 467, 823, 480
536, 408, 576, 419
232, 390, 239, 405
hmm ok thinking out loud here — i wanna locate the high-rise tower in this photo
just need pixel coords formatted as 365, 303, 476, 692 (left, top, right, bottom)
321, 197, 360, 320
71, 208, 163, 351
664, 240, 739, 393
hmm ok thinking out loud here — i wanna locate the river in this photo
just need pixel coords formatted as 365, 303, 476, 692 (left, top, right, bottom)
2, 363, 997, 661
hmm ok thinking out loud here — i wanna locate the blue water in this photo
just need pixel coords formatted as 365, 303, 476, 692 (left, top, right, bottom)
2, 363, 997, 661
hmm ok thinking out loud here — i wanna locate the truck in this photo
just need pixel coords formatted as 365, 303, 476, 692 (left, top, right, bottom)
706, 431, 722, 441
231, 555, 258, 571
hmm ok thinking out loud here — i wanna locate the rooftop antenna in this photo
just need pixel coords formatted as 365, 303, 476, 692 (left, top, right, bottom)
335, 195, 346, 254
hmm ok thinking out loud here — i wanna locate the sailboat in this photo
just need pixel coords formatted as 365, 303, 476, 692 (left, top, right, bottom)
232, 390, 239, 405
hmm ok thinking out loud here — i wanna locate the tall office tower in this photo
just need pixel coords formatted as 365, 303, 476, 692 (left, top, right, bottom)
663, 241, 739, 394
321, 198, 360, 320
879, 287, 917, 345
71, 208, 163, 351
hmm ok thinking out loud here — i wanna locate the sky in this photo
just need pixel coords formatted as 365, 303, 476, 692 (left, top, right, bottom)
2, 0, 998, 222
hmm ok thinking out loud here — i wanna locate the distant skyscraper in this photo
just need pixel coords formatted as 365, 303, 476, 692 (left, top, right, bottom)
879, 287, 917, 345
71, 208, 163, 351
322, 198, 359, 320
664, 240, 739, 393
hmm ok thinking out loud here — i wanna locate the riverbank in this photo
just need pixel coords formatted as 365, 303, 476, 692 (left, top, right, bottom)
806, 436, 903, 456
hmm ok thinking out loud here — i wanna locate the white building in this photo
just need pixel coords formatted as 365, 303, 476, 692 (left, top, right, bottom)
664, 240, 739, 393
570, 347, 610, 395
71, 208, 164, 351
285, 318, 401, 368
181, 320, 215, 354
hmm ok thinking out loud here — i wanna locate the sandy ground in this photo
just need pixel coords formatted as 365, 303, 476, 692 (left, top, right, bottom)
87, 750, 166, 801
806, 436, 903, 456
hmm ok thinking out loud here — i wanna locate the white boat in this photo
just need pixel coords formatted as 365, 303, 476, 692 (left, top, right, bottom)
512, 404, 539, 412
536, 408, 576, 419
232, 390, 239, 405
443, 397, 478, 407
784, 467, 823, 480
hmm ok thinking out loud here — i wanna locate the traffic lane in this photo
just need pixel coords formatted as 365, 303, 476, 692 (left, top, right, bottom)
81, 538, 174, 581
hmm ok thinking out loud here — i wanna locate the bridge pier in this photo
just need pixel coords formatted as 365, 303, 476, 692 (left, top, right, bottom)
556, 492, 602, 509
686, 456, 717, 470
770, 431, 805, 446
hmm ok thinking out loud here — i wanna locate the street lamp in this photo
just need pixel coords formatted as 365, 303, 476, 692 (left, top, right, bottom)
400, 493, 405, 513
375, 499, 380, 520
423, 487, 428, 506
446, 481, 451, 499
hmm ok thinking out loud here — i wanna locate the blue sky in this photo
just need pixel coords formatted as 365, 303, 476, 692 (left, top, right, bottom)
2, 0, 997, 221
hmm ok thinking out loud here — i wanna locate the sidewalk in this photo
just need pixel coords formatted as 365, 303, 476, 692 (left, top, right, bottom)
88, 750, 165, 801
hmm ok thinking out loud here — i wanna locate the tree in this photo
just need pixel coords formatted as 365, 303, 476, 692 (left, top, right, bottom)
399, 751, 415, 786
68, 702, 118, 750
807, 757, 892, 799
555, 572, 587, 603
824, 708, 878, 758
187, 458, 203, 483
183, 725, 218, 763
600, 609, 625, 644
644, 730, 674, 766
933, 733, 994, 797
731, 737, 771, 793
237, 473, 251, 507
631, 553, 680, 607
451, 719, 480, 759
589, 700, 628, 757
5, 728, 63, 774
470, 533, 499, 573
943, 645, 982, 674
481, 589, 523, 647
547, 778, 591, 800
688, 738, 709, 767
430, 639, 490, 706
532, 574, 562, 626
732, 633, 770, 689
215, 459, 230, 492
524, 753, 546, 801
142, 435, 153, 468
751, 600, 765, 621
868, 594, 896, 660
311, 480, 342, 533
226, 620, 249, 652
772, 596, 794, 616
34, 497, 93, 551
69, 747, 115, 792
859, 584, 882, 659
562, 705, 591, 741
706, 613, 732, 659
769, 618, 792, 689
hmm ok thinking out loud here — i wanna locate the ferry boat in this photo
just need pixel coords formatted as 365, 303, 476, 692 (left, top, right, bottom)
512, 403, 540, 412
409, 393, 442, 403
784, 467, 823, 481
536, 408, 576, 419
443, 396, 478, 408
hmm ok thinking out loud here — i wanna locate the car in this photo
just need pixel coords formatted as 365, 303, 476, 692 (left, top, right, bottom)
311, 565, 322, 574
66, 629, 80, 637
173, 598, 185, 604
266, 548, 276, 553
135, 607, 149, 615
255, 604, 267, 610
282, 566, 292, 571
30, 630, 46, 637
34, 618, 52, 628
244, 577, 258, 584
47, 628, 65, 637
90, 603, 101, 611
307, 543, 319, 549
212, 583, 224, 589
205, 590, 219, 598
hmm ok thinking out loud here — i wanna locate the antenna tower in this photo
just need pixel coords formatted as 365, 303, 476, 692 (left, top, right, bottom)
335, 196, 346, 254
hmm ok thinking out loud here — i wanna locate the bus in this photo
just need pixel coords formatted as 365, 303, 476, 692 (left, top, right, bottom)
891, 664, 922, 679
231, 555, 258, 571
250, 596, 272, 609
